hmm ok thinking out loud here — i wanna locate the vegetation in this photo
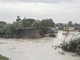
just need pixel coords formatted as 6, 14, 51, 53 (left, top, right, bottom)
0, 55, 9, 60
0, 16, 80, 38
55, 21, 80, 30
61, 35, 80, 55
22, 18, 35, 28
0, 16, 55, 38
31, 19, 55, 36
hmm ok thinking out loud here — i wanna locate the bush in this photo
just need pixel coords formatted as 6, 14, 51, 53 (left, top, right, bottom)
61, 37, 80, 55
0, 55, 9, 60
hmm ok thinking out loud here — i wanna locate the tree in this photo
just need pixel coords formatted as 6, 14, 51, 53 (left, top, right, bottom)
0, 21, 7, 34
0, 21, 6, 25
16, 16, 21, 22
31, 20, 41, 29
39, 19, 55, 34
0, 21, 6, 28
41, 19, 54, 27
13, 16, 23, 29
57, 23, 64, 30
22, 18, 35, 28
75, 23, 79, 26
68, 21, 73, 26
13, 20, 23, 30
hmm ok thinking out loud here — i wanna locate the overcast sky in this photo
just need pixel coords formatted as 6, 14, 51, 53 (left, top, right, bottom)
0, 0, 80, 23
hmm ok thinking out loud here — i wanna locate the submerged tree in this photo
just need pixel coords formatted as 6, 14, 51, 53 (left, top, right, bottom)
13, 16, 23, 29
16, 16, 21, 22
0, 16, 55, 38
41, 19, 54, 27
22, 18, 35, 28
31, 19, 55, 36
31, 20, 41, 29
40, 19, 55, 35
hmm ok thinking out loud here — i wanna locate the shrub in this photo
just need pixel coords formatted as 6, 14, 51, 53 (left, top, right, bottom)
61, 37, 80, 55
0, 55, 9, 60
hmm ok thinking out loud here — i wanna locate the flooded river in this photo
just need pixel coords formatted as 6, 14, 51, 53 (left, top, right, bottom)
0, 31, 80, 60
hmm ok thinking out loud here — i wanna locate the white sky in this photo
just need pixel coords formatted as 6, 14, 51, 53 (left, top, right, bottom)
0, 0, 80, 23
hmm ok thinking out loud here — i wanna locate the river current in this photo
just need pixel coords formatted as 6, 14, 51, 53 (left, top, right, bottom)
0, 31, 80, 60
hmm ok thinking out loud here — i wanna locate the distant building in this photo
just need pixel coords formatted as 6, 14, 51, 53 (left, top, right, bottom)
63, 26, 75, 31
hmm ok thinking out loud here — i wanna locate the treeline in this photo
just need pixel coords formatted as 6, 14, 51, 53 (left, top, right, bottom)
0, 16, 55, 38
55, 21, 80, 30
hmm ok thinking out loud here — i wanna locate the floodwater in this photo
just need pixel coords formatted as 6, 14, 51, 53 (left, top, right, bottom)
0, 31, 80, 60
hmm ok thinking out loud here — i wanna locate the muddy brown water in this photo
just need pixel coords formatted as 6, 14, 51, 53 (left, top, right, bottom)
0, 31, 80, 60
